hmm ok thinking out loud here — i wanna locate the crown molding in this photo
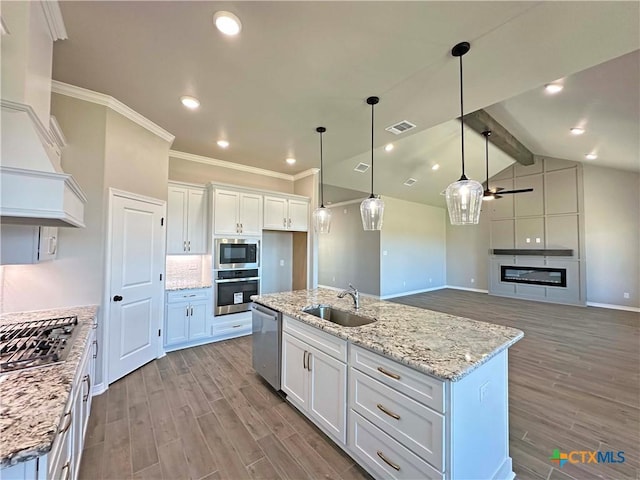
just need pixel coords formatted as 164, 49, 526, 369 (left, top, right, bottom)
51, 81, 175, 144
293, 168, 319, 181
1, 99, 55, 147
169, 150, 296, 181
40, 1, 68, 41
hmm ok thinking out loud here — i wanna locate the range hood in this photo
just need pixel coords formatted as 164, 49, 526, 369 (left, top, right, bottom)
1, 102, 87, 228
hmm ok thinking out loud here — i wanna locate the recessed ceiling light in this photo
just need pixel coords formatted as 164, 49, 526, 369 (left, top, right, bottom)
585, 153, 598, 160
431, 164, 440, 171
403, 178, 417, 187
354, 162, 370, 173
213, 11, 242, 36
285, 158, 296, 165
217, 140, 229, 148
570, 127, 585, 135
544, 83, 563, 94
180, 96, 200, 110
384, 143, 394, 152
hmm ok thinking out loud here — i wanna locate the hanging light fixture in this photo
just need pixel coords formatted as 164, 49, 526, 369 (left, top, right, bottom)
312, 126, 332, 234
444, 42, 484, 225
360, 96, 385, 230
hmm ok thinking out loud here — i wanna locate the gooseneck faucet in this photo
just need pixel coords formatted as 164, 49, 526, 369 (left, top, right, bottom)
338, 283, 360, 310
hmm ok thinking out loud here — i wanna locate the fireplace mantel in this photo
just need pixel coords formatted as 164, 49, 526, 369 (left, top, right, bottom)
492, 249, 573, 256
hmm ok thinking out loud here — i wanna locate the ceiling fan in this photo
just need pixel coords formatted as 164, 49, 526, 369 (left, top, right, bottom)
482, 130, 534, 200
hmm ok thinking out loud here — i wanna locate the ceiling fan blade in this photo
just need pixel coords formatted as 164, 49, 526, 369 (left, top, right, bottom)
497, 188, 534, 195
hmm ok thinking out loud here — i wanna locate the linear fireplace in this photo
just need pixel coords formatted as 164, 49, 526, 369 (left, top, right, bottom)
501, 266, 567, 288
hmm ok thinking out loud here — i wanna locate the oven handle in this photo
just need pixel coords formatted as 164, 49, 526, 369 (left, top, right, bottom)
215, 277, 260, 283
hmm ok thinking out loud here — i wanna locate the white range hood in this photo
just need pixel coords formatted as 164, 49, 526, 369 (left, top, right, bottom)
1, 101, 87, 228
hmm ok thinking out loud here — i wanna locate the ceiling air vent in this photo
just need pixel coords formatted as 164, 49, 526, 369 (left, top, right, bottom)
403, 178, 417, 187
354, 162, 370, 173
385, 120, 416, 135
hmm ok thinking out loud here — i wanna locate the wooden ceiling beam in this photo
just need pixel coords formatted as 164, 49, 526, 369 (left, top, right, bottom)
462, 109, 535, 166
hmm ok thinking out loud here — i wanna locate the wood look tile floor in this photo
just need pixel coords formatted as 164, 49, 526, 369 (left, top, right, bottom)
80, 290, 640, 480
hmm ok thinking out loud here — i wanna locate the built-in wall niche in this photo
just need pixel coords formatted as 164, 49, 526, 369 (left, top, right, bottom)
261, 231, 308, 295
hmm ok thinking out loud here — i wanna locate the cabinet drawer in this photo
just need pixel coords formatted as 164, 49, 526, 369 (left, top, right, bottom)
213, 316, 252, 335
283, 315, 347, 362
349, 344, 444, 413
349, 412, 443, 480
167, 288, 211, 303
350, 368, 444, 470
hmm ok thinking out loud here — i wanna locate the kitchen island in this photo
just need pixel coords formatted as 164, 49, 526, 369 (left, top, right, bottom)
0, 305, 98, 479
252, 288, 523, 480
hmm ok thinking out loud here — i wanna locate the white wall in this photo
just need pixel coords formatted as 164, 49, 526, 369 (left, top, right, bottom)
380, 197, 446, 297
583, 165, 639, 308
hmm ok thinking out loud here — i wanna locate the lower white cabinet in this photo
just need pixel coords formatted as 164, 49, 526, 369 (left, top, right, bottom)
164, 288, 212, 348
281, 316, 347, 444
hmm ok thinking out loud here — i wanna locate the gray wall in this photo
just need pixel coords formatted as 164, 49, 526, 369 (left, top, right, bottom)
380, 197, 446, 297
261, 231, 293, 294
318, 201, 380, 296
583, 165, 639, 308
294, 172, 318, 288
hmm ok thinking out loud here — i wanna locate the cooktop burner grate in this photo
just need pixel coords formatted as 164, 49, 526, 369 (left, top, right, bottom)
0, 316, 79, 374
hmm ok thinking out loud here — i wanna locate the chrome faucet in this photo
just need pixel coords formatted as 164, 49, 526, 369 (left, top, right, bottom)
338, 284, 360, 310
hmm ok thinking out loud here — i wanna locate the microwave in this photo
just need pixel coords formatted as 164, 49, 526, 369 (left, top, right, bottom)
214, 238, 259, 269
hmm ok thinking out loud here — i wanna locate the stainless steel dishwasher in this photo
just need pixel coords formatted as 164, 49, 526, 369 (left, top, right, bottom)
251, 303, 281, 391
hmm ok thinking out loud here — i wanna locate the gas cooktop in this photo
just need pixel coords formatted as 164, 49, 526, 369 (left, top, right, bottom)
0, 316, 79, 374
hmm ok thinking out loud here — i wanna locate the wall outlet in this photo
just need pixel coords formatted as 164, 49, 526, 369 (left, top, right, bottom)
383, 250, 388, 256
279, 259, 285, 267
429, 278, 432, 283
332, 276, 336, 282
535, 237, 541, 243
624, 292, 630, 299
343, 209, 348, 214
470, 278, 475, 283
526, 238, 531, 243
403, 281, 406, 287
479, 382, 489, 403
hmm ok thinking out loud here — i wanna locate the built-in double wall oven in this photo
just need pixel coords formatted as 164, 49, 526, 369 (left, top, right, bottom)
214, 238, 260, 316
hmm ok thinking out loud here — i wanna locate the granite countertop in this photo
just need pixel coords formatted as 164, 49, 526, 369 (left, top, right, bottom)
0, 305, 99, 468
165, 280, 212, 291
251, 288, 523, 382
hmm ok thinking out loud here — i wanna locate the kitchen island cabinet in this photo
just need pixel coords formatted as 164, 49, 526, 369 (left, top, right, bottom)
252, 288, 523, 480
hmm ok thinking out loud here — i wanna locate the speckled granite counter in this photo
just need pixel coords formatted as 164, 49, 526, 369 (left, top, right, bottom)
251, 289, 523, 381
0, 305, 98, 468
165, 279, 212, 291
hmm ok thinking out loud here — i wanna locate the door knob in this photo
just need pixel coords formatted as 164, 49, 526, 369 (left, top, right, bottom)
113, 295, 123, 302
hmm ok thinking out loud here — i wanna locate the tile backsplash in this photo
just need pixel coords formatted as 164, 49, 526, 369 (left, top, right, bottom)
166, 255, 210, 284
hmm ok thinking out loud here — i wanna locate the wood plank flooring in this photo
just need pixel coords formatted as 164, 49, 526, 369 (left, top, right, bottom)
80, 290, 639, 479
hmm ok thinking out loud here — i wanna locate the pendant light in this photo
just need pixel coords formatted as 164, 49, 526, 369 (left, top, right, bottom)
360, 96, 384, 230
444, 42, 483, 225
312, 126, 332, 234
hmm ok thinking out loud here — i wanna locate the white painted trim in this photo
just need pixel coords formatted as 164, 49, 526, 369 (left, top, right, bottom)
1, 99, 55, 147
40, 1, 68, 41
170, 149, 294, 181
51, 81, 175, 143
445, 285, 490, 294
91, 382, 108, 397
380, 286, 447, 300
293, 168, 319, 181
1, 16, 10, 35
103, 189, 167, 386
316, 284, 379, 299
49, 115, 66, 148
586, 302, 640, 313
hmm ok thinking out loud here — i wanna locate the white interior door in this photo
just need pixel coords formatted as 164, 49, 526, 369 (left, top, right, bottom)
108, 192, 165, 384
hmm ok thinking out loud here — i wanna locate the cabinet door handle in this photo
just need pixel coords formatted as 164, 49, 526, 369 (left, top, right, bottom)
288, 218, 291, 228
377, 366, 400, 380
303, 351, 307, 369
183, 240, 187, 252
83, 374, 91, 402
61, 461, 71, 480
48, 236, 57, 255
186, 307, 190, 317
240, 223, 243, 232
283, 218, 286, 227
93, 339, 98, 359
377, 403, 400, 420
307, 352, 312, 372
187, 240, 191, 252
59, 411, 72, 434
376, 451, 400, 471
190, 307, 193, 316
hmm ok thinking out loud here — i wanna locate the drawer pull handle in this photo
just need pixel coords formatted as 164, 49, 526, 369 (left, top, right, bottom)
377, 366, 400, 380
59, 411, 72, 434
232, 324, 242, 328
377, 451, 400, 471
377, 403, 400, 420
83, 374, 91, 402
303, 351, 308, 369
307, 352, 312, 372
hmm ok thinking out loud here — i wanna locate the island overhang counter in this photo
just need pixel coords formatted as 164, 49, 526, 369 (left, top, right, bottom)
251, 288, 524, 480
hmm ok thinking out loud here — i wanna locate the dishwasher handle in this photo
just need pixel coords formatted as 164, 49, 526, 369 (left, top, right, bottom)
252, 304, 279, 319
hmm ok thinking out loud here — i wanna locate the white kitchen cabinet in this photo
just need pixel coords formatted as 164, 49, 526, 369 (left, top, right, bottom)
213, 188, 262, 235
167, 184, 207, 254
164, 288, 212, 348
282, 315, 347, 444
0, 225, 58, 265
263, 195, 308, 231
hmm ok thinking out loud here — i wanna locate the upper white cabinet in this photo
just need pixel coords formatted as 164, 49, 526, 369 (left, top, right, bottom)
167, 183, 207, 254
264, 195, 309, 231
213, 188, 262, 236
0, 225, 58, 265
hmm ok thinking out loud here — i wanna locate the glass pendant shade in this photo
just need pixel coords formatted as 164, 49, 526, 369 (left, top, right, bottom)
360, 195, 385, 230
312, 206, 332, 234
445, 177, 484, 225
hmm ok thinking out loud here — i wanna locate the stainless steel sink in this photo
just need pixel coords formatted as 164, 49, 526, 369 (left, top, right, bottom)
302, 305, 375, 327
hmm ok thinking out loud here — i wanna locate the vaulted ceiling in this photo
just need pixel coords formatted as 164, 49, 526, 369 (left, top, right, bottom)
52, 1, 639, 206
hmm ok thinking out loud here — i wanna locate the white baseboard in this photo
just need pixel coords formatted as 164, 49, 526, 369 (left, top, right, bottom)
317, 284, 379, 299
445, 285, 489, 294
380, 286, 447, 300
91, 382, 108, 396
586, 302, 640, 313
